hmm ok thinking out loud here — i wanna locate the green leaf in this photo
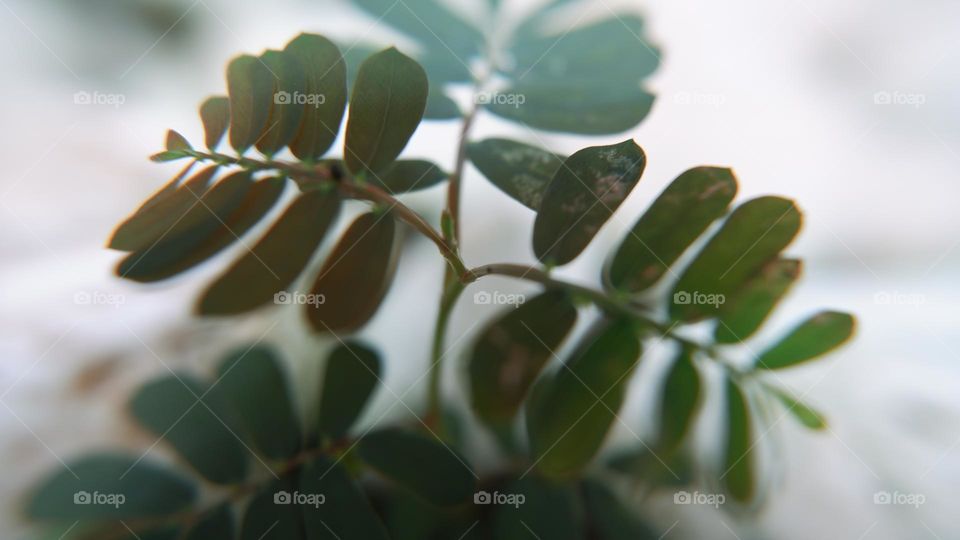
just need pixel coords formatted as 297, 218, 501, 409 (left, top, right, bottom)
239, 478, 302, 540
424, 87, 461, 119
284, 33, 348, 161
299, 455, 390, 540
722, 377, 755, 502
351, 0, 484, 59
318, 341, 381, 440
526, 319, 641, 477
468, 289, 578, 428
150, 150, 192, 162
533, 140, 646, 265
165, 129, 192, 152
770, 388, 826, 430
128, 177, 287, 282
117, 171, 254, 282
197, 188, 341, 315
184, 504, 234, 540
491, 476, 584, 540
606, 447, 692, 487
341, 43, 379, 91
607, 166, 738, 292
357, 427, 476, 506
255, 50, 307, 156
485, 82, 655, 135
670, 196, 802, 321
714, 258, 801, 343
226, 54, 274, 153
344, 47, 428, 174
306, 212, 399, 333
467, 138, 564, 210
27, 454, 196, 521
199, 96, 230, 150
211, 345, 301, 460
109, 165, 218, 252
582, 479, 659, 540
370, 159, 448, 194
129, 375, 247, 484
658, 348, 701, 453
756, 311, 855, 369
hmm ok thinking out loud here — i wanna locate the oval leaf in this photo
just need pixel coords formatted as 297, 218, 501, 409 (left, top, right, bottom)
318, 341, 382, 440
467, 138, 564, 210
344, 47, 428, 174
371, 159, 447, 194
756, 311, 855, 369
255, 50, 307, 156
468, 289, 578, 427
721, 377, 755, 502
285, 33, 348, 161
670, 196, 802, 321
658, 348, 701, 454
299, 455, 390, 540
198, 188, 341, 315
199, 96, 230, 150
714, 258, 801, 343
491, 476, 584, 540
607, 166, 738, 292
306, 212, 399, 333
356, 427, 476, 506
226, 55, 274, 153
533, 140, 646, 265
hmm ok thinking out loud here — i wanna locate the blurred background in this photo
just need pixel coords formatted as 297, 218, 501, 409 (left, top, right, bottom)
1, 0, 958, 537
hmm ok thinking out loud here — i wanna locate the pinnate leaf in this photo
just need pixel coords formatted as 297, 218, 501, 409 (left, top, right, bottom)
756, 311, 855, 369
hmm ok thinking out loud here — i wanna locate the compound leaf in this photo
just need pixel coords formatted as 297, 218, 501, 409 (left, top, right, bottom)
721, 377, 755, 502
370, 159, 447, 194
467, 138, 564, 210
285, 33, 348, 161
770, 388, 827, 430
299, 455, 389, 540
756, 311, 855, 370
658, 348, 701, 454
255, 49, 307, 156
318, 341, 382, 440
226, 54, 274, 153
199, 96, 230, 150
714, 258, 801, 343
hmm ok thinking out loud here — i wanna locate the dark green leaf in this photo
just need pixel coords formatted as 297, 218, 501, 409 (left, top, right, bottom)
370, 159, 447, 194
606, 447, 692, 487
383, 490, 446, 540
756, 311, 855, 369
318, 341, 381, 440
607, 166, 738, 292
491, 476, 584, 540
239, 478, 301, 540
714, 258, 801, 343
351, 0, 484, 59
199, 96, 230, 150
306, 212, 399, 333
770, 388, 826, 430
226, 54, 274, 153
27, 454, 196, 521
658, 348, 700, 453
129, 375, 247, 484
299, 455, 390, 540
468, 289, 578, 427
165, 129, 191, 152
722, 377, 754, 502
344, 47, 428, 174
184, 504, 234, 540
285, 33, 348, 161
109, 165, 218, 252
198, 188, 341, 315
670, 196, 802, 321
255, 50, 307, 156
424, 87, 461, 119
526, 319, 641, 477
533, 140, 646, 265
357, 427, 476, 506
211, 345, 301, 460
582, 479, 658, 540
467, 138, 564, 210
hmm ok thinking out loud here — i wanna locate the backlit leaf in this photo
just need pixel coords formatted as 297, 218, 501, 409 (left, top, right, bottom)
756, 311, 855, 369
226, 55, 274, 153
467, 138, 564, 210
658, 348, 700, 453
299, 455, 389, 540
165, 129, 191, 152
370, 159, 447, 194
722, 377, 754, 502
714, 258, 801, 343
285, 33, 348, 161
318, 341, 381, 440
199, 96, 230, 150
255, 50, 307, 156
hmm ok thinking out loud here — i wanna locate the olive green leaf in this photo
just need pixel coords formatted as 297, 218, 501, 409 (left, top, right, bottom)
165, 129, 191, 152
300, 455, 390, 540
370, 159, 448, 194
722, 377, 755, 502
607, 166, 738, 293
344, 47, 428, 174
27, 454, 196, 521
318, 341, 381, 440
467, 138, 564, 210
715, 258, 801, 343
183, 504, 233, 540
770, 387, 826, 430
197, 188, 341, 315
533, 140, 646, 265
582, 479, 659, 540
284, 33, 348, 161
756, 311, 855, 370
306, 212, 399, 333
357, 427, 476, 506
255, 50, 307, 156
670, 196, 802, 321
129, 375, 247, 484
526, 319, 642, 478
210, 345, 302, 460
468, 289, 578, 428
239, 478, 301, 540
492, 476, 584, 540
658, 348, 701, 454
199, 96, 230, 150
226, 54, 274, 153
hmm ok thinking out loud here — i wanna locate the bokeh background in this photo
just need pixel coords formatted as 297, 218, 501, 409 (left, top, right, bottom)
1, 0, 958, 538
